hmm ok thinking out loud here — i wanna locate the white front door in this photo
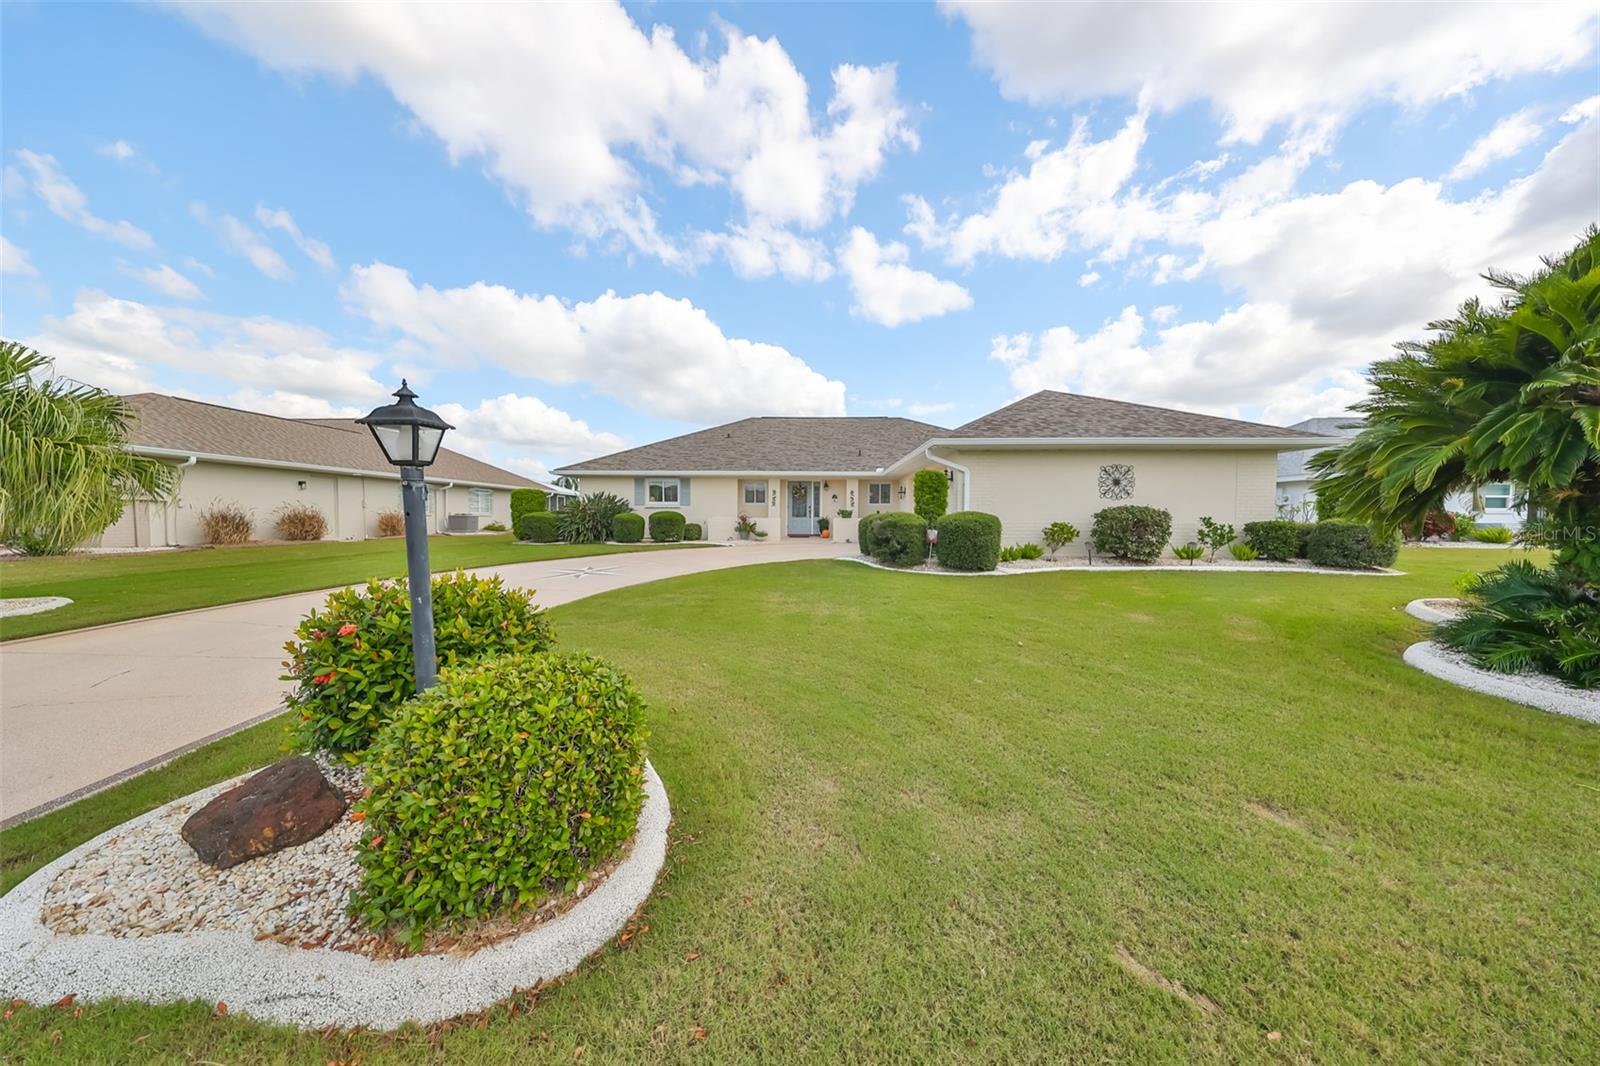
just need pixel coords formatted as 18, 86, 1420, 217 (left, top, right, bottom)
788, 481, 819, 535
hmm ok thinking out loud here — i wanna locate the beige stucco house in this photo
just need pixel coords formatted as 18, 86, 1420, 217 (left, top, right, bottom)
97, 393, 545, 547
555, 391, 1340, 554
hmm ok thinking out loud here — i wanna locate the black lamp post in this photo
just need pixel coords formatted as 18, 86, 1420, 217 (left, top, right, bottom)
358, 381, 454, 691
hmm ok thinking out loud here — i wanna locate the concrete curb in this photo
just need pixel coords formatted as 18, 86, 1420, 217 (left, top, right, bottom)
1403, 641, 1599, 724
1403, 598, 1466, 625
841, 557, 1404, 577
0, 762, 670, 1030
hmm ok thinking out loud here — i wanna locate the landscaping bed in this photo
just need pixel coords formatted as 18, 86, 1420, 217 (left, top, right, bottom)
848, 554, 1402, 576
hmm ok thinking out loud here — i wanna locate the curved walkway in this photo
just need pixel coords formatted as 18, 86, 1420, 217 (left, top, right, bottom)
1, 541, 850, 825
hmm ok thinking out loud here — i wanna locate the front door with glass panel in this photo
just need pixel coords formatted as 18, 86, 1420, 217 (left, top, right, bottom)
788, 481, 819, 535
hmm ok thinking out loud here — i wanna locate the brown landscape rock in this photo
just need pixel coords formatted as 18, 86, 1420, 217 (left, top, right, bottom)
181, 757, 347, 869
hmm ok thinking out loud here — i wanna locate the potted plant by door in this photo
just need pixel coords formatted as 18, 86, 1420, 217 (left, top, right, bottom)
734, 514, 766, 541
818, 516, 832, 540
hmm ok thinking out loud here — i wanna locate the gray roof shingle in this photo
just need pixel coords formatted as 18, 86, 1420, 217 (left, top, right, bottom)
121, 393, 536, 487
556, 416, 947, 474
1277, 416, 1364, 480
947, 390, 1328, 441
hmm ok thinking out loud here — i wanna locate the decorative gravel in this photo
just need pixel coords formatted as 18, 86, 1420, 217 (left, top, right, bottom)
1405, 597, 1467, 624
1404, 641, 1599, 724
844, 556, 1402, 577
0, 762, 670, 1029
0, 596, 73, 618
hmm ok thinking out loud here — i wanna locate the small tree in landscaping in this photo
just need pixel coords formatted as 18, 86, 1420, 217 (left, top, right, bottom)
1196, 516, 1235, 561
1041, 521, 1079, 558
912, 469, 948, 525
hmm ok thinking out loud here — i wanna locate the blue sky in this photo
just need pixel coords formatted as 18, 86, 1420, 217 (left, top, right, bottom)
3, 2, 1596, 479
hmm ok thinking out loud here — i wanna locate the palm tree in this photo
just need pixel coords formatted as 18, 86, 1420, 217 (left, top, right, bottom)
0, 340, 178, 554
1313, 229, 1599, 686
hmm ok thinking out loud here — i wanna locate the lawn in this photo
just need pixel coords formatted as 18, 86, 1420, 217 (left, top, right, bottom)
0, 534, 705, 640
3, 547, 1596, 1063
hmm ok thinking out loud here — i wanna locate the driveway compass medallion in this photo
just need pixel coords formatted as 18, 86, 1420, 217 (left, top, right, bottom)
549, 565, 622, 580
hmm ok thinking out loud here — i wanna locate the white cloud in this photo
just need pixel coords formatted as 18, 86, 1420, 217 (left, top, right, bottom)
1, 236, 37, 276
341, 261, 846, 422
944, 1, 1598, 143
12, 150, 154, 248
837, 227, 972, 327
1078, 271, 1100, 287
27, 290, 389, 406
174, 2, 916, 264
435, 393, 628, 464
1446, 108, 1545, 180
255, 205, 335, 270
120, 263, 204, 300
97, 140, 137, 161
696, 220, 833, 281
1560, 94, 1600, 124
907, 400, 955, 418
193, 203, 294, 281
226, 389, 364, 419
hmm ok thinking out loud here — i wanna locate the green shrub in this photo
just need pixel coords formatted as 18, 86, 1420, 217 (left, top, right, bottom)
1196, 516, 1235, 561
648, 510, 685, 542
1472, 526, 1515, 544
1172, 542, 1204, 564
611, 512, 644, 543
480, 521, 508, 532
1229, 542, 1259, 561
284, 572, 554, 756
999, 543, 1045, 562
515, 512, 559, 543
912, 469, 949, 524
557, 492, 632, 544
1091, 505, 1172, 563
1294, 522, 1317, 558
1242, 519, 1299, 561
1305, 520, 1399, 570
934, 511, 1001, 571
510, 488, 548, 524
1041, 521, 1079, 558
859, 512, 887, 555
683, 522, 703, 541
1451, 513, 1478, 540
1438, 559, 1599, 688
870, 512, 927, 566
351, 651, 649, 945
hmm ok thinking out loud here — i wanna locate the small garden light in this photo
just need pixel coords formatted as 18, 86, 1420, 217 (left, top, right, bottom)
358, 380, 454, 691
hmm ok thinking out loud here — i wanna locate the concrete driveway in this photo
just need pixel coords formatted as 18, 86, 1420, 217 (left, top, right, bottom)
1, 540, 852, 825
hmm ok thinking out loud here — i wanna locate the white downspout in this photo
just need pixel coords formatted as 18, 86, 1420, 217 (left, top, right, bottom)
166, 454, 196, 546
923, 446, 971, 511
434, 481, 454, 533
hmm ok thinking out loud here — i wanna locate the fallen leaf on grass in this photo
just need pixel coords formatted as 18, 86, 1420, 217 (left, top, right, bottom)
691, 1027, 708, 1042
52, 995, 74, 1009
684, 951, 701, 962
1267, 1031, 1282, 1042
215, 1001, 228, 1016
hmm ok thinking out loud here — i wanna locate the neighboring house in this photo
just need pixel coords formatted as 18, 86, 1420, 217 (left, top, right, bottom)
95, 393, 546, 547
1276, 416, 1524, 530
555, 390, 1339, 552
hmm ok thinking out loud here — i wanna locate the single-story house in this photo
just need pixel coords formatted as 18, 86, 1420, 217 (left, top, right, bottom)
554, 390, 1341, 552
96, 393, 558, 547
1277, 417, 1524, 530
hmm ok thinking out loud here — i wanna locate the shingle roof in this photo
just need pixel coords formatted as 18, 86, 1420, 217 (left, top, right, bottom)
555, 416, 948, 474
1277, 416, 1364, 480
946, 390, 1328, 441
120, 393, 536, 487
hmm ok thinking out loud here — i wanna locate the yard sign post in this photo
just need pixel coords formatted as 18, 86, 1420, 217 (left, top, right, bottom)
357, 381, 454, 692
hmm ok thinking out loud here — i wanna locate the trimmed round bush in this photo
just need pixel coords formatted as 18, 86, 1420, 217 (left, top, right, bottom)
1242, 519, 1299, 561
1306, 520, 1399, 570
285, 572, 554, 755
648, 510, 685, 542
934, 511, 1001, 571
510, 488, 548, 525
611, 512, 645, 543
515, 511, 559, 543
858, 512, 886, 555
1091, 505, 1172, 563
869, 512, 927, 566
1294, 521, 1317, 559
350, 651, 649, 946
683, 522, 703, 541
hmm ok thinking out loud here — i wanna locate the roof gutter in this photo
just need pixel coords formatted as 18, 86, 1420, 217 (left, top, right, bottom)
923, 435, 1349, 451
550, 468, 913, 478
129, 446, 532, 491
923, 445, 971, 511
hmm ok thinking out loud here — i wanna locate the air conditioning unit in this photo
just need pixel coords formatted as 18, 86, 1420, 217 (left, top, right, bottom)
447, 513, 479, 532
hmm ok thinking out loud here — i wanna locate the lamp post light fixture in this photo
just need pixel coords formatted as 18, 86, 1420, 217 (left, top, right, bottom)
358, 380, 454, 692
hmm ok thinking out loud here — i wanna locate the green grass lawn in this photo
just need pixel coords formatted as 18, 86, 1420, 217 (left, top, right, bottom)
0, 534, 705, 640
3, 547, 1596, 1063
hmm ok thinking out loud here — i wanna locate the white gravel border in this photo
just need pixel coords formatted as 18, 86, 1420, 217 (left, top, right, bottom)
0, 596, 72, 618
1404, 598, 1467, 624
841, 556, 1403, 577
1404, 641, 1599, 724
0, 762, 670, 1030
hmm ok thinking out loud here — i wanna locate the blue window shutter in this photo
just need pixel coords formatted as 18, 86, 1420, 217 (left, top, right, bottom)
679, 478, 691, 506
633, 478, 646, 505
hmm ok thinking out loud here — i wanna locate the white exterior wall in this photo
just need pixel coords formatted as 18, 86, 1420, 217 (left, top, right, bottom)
947, 447, 1280, 557
95, 459, 515, 547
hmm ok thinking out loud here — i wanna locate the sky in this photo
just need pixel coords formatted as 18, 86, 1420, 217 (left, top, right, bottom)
2, 1, 1597, 481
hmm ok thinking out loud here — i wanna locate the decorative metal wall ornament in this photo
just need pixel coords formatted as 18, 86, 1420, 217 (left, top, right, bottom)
1098, 464, 1135, 500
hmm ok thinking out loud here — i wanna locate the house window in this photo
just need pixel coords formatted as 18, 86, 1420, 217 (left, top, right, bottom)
467, 487, 494, 515
1481, 482, 1513, 510
743, 481, 767, 505
868, 482, 892, 506
647, 478, 680, 505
